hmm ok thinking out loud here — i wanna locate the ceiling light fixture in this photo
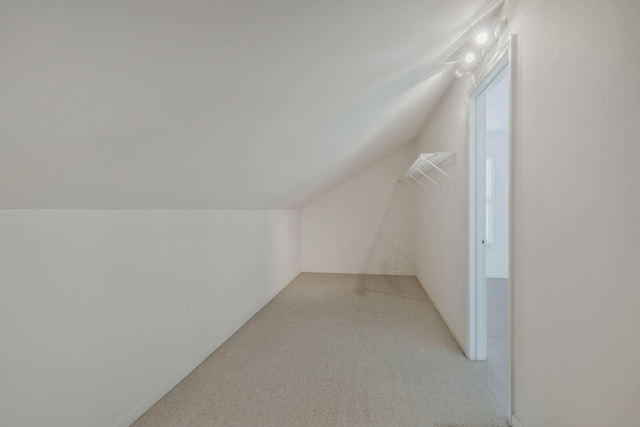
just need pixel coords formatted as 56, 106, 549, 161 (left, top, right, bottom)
446, 18, 508, 80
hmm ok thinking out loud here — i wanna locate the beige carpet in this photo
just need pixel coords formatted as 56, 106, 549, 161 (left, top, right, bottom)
131, 273, 509, 427
487, 278, 509, 389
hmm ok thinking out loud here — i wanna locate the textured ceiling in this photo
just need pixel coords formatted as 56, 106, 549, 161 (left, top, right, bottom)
0, 0, 501, 208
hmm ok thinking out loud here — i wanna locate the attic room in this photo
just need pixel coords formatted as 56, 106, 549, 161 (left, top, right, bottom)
1, 1, 639, 427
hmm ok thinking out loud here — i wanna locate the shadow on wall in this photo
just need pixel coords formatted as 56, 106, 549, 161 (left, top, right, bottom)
359, 181, 418, 278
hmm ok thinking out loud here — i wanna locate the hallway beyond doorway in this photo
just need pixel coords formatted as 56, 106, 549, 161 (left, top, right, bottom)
487, 277, 509, 390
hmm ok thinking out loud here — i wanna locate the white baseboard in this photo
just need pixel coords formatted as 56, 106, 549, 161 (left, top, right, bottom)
113, 270, 300, 427
358, 269, 416, 276
511, 413, 524, 427
302, 269, 416, 276
415, 277, 467, 355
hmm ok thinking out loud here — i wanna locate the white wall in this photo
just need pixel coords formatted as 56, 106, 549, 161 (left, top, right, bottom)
0, 210, 300, 427
486, 131, 509, 279
415, 0, 640, 425
301, 143, 417, 275
414, 78, 470, 349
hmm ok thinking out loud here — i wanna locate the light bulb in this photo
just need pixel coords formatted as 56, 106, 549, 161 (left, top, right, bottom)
465, 52, 476, 63
476, 32, 488, 44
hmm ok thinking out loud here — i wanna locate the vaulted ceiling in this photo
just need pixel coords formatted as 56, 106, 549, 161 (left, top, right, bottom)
1, 0, 500, 208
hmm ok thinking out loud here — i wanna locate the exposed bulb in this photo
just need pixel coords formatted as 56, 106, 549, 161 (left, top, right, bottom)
476, 32, 488, 44
465, 52, 476, 63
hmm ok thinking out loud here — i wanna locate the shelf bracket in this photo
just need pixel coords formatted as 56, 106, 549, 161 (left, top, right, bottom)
398, 152, 456, 193
400, 177, 421, 192
420, 154, 456, 184
409, 174, 431, 191
413, 165, 442, 189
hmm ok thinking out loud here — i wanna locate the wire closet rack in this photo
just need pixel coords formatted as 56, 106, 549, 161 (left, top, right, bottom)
399, 152, 456, 192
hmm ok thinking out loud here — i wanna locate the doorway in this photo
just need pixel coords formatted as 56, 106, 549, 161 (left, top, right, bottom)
484, 67, 509, 391
467, 36, 515, 423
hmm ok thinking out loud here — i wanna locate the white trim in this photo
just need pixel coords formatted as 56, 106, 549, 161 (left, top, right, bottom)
507, 34, 518, 426
467, 38, 514, 352
487, 274, 509, 280
467, 34, 517, 422
112, 271, 301, 427
467, 89, 478, 360
301, 269, 416, 276
511, 413, 525, 427
357, 270, 416, 276
416, 276, 467, 355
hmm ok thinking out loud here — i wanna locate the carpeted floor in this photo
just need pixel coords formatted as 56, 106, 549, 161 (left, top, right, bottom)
131, 273, 509, 427
487, 278, 509, 389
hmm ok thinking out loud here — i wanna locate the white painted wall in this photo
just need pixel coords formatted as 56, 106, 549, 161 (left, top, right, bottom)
486, 131, 509, 279
0, 210, 300, 427
414, 78, 470, 349
416, 0, 640, 425
301, 143, 417, 275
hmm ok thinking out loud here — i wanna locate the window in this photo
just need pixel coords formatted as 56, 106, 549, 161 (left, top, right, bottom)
485, 157, 494, 247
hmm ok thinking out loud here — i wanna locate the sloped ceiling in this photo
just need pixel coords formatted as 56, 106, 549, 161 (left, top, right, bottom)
0, 0, 500, 208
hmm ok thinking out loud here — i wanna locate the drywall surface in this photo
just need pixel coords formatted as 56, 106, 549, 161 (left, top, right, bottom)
301, 143, 417, 275
414, 78, 471, 348
486, 131, 509, 279
505, 1, 640, 425
0, 209, 300, 427
415, 0, 640, 425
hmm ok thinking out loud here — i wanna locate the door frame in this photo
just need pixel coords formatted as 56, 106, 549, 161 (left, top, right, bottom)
467, 34, 516, 424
